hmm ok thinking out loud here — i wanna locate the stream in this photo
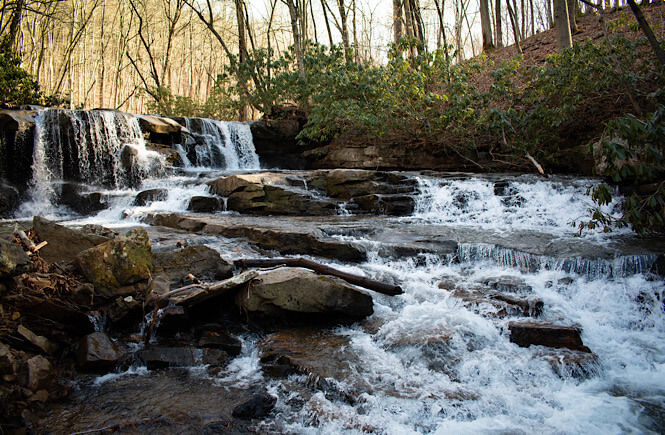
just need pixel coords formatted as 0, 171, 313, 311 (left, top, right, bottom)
7, 109, 665, 433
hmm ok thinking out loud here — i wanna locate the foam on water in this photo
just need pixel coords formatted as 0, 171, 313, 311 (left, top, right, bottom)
263, 252, 665, 433
412, 176, 627, 237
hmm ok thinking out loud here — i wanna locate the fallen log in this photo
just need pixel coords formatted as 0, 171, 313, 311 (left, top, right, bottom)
234, 258, 403, 296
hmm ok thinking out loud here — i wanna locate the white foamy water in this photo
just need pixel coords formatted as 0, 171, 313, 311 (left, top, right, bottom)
259, 252, 665, 433
412, 176, 627, 236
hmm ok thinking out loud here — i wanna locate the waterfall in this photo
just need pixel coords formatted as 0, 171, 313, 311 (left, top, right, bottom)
19, 109, 163, 216
180, 118, 259, 170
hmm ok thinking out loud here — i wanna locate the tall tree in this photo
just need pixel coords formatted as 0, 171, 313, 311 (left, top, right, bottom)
480, 0, 494, 50
495, 0, 503, 47
554, 0, 572, 49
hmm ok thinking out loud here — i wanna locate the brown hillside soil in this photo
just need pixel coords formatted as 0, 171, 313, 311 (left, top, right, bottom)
327, 3, 665, 173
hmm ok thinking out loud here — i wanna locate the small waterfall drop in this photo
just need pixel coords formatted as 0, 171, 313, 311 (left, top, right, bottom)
180, 118, 259, 170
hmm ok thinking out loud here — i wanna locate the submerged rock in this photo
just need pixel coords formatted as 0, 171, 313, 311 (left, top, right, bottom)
138, 346, 226, 369
74, 227, 152, 297
76, 332, 123, 372
197, 331, 242, 356
33, 216, 113, 264
232, 393, 276, 419
508, 321, 591, 353
236, 268, 373, 323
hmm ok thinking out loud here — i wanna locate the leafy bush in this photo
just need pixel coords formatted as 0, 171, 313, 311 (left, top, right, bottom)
0, 37, 41, 107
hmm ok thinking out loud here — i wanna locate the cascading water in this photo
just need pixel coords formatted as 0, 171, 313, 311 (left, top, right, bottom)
19, 109, 164, 216
179, 118, 260, 170
14, 113, 662, 433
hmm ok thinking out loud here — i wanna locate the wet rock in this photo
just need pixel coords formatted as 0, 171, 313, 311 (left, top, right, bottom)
19, 355, 52, 390
58, 183, 107, 215
4, 290, 94, 335
137, 346, 227, 369
80, 224, 118, 239
153, 305, 191, 335
650, 254, 665, 277
71, 283, 94, 307
0, 343, 14, 375
232, 393, 276, 419
106, 296, 143, 331
208, 173, 285, 196
197, 332, 242, 356
188, 196, 222, 213
74, 227, 152, 297
17, 325, 58, 355
325, 169, 380, 199
0, 238, 30, 277
484, 277, 533, 293
351, 194, 415, 216
237, 268, 373, 324
152, 244, 233, 286
33, 216, 112, 264
0, 181, 19, 217
76, 332, 123, 372
135, 114, 183, 134
508, 321, 591, 352
133, 188, 168, 206
541, 349, 598, 378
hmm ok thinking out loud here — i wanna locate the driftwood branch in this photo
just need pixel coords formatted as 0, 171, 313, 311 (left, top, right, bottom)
525, 152, 546, 177
234, 258, 403, 296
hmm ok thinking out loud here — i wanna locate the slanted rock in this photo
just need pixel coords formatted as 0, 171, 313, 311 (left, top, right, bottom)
508, 321, 591, 352
17, 325, 58, 355
58, 183, 107, 215
152, 244, 233, 286
74, 227, 152, 297
133, 188, 168, 206
236, 268, 373, 323
33, 216, 113, 264
19, 355, 52, 390
76, 332, 123, 372
0, 238, 30, 277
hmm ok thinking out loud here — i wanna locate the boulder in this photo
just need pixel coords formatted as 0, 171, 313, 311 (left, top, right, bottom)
138, 346, 226, 369
232, 393, 276, 420
188, 196, 222, 213
236, 268, 373, 323
0, 343, 14, 375
17, 325, 58, 355
152, 244, 233, 286
197, 331, 242, 356
19, 355, 52, 390
33, 216, 112, 264
325, 169, 378, 199
508, 321, 591, 353
105, 296, 143, 331
135, 114, 183, 134
75, 332, 123, 371
133, 188, 168, 206
650, 254, 665, 277
74, 227, 152, 297
351, 194, 415, 216
58, 183, 107, 215
0, 182, 19, 217
208, 173, 286, 196
0, 238, 30, 277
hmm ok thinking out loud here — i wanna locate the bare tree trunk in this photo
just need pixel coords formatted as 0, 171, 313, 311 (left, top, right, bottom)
321, 0, 334, 45
235, 0, 248, 120
567, 0, 579, 32
286, 0, 306, 76
554, 0, 572, 49
495, 0, 503, 46
336, 0, 351, 60
393, 0, 403, 44
507, 0, 522, 53
626, 0, 665, 67
480, 0, 494, 50
433, 0, 450, 62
